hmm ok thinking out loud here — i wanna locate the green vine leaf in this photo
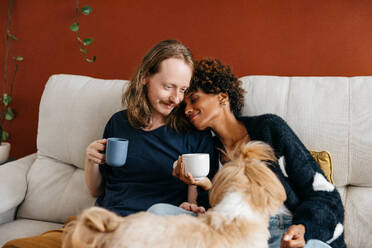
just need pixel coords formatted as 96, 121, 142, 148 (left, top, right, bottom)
69, 23, 79, 32
2, 130, 9, 141
5, 107, 15, 121
81, 6, 92, 15
86, 56, 96, 63
83, 38, 94, 46
2, 94, 12, 106
7, 31, 17, 41
72, 3, 96, 63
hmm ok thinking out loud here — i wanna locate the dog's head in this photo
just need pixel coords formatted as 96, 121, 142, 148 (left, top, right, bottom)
209, 141, 286, 217
62, 207, 121, 248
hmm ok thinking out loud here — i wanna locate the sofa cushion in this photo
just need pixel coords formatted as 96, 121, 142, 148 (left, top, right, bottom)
239, 75, 372, 248
17, 155, 95, 223
37, 74, 128, 169
240, 76, 350, 187
344, 186, 372, 247
349, 77, 372, 187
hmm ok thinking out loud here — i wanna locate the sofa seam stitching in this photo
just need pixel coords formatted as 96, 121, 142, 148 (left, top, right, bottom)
285, 77, 291, 119
346, 77, 351, 185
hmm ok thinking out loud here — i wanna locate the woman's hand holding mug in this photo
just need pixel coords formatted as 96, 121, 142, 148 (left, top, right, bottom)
172, 156, 212, 191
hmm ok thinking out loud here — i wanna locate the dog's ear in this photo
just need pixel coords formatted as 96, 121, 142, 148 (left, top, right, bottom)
81, 207, 120, 233
231, 141, 277, 163
68, 207, 120, 248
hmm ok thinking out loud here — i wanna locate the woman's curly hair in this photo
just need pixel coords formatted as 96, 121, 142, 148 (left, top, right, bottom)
168, 58, 245, 132
187, 58, 245, 117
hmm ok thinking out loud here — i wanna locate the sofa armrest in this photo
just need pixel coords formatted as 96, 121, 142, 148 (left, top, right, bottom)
0, 153, 36, 224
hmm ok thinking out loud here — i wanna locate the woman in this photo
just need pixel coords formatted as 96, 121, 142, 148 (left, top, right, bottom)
170, 58, 346, 248
4, 40, 215, 248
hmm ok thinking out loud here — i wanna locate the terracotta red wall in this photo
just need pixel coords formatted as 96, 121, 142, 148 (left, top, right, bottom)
1, 0, 372, 158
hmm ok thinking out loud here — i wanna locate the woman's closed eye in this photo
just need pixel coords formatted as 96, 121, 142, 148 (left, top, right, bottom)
190, 95, 199, 104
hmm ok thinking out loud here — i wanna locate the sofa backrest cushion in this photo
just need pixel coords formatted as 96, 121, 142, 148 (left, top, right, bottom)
17, 157, 96, 222
18, 75, 129, 222
37, 74, 128, 169
239, 76, 372, 188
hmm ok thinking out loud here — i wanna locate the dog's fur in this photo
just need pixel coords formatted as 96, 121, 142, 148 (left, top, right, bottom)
62, 141, 286, 248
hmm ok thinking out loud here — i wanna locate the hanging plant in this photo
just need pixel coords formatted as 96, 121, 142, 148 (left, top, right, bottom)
69, 1, 96, 63
1, 0, 23, 144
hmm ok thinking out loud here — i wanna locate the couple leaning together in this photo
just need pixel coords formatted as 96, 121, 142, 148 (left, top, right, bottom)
4, 40, 346, 248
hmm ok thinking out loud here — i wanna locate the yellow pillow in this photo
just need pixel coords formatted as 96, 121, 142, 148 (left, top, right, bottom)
309, 150, 334, 184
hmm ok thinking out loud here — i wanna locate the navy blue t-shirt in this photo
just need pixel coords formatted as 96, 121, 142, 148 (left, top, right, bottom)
95, 110, 216, 216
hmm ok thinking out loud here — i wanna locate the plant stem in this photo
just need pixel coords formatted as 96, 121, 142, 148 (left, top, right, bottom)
1, 0, 14, 127
3, 0, 13, 97
74, 0, 87, 60
9, 55, 18, 97
73, 0, 95, 62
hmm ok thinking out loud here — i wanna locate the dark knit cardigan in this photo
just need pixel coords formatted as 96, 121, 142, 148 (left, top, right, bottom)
200, 114, 346, 248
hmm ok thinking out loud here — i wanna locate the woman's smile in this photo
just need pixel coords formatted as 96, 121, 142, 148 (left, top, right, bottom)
187, 111, 199, 122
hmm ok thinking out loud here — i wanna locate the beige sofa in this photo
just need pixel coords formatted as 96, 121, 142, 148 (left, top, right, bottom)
1, 74, 371, 247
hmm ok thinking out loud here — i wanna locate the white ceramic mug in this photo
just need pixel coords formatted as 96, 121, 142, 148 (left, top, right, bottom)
182, 153, 210, 180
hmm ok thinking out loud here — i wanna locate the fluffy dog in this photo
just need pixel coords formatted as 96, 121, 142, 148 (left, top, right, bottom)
62, 141, 286, 248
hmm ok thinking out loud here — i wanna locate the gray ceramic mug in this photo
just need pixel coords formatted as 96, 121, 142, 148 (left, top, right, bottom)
105, 138, 129, 167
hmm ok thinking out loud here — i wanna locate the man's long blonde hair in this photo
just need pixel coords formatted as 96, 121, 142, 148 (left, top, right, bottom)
122, 40, 194, 129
